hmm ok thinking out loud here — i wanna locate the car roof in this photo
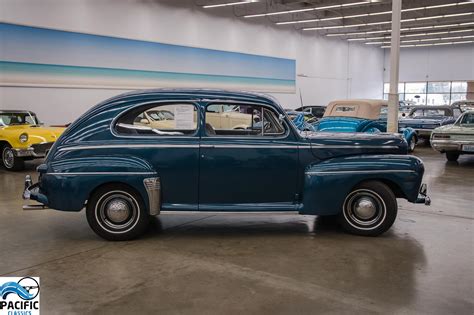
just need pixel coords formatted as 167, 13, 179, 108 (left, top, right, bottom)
104, 88, 279, 105
324, 99, 386, 119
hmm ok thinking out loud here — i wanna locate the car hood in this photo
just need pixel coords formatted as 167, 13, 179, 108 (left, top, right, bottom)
433, 124, 474, 134
302, 131, 408, 159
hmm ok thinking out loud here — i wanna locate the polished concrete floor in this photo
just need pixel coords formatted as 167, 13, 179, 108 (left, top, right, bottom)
0, 146, 473, 314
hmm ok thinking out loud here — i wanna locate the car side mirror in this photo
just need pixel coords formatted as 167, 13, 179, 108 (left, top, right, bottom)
278, 114, 285, 122
402, 113, 406, 117
140, 119, 150, 124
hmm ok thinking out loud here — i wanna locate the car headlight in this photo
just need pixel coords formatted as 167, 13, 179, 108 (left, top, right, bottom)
432, 134, 450, 139
19, 133, 29, 143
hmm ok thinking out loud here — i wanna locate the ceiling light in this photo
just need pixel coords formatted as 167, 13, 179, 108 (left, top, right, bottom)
274, 2, 473, 26
203, 0, 257, 9
303, 12, 474, 31
243, 1, 370, 18
381, 40, 474, 48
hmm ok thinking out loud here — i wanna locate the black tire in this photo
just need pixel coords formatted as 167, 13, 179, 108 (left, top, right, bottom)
2, 145, 25, 171
408, 135, 417, 152
446, 152, 459, 162
86, 183, 150, 241
338, 181, 397, 237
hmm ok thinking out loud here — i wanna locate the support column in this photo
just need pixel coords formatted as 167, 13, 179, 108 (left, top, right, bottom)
387, 0, 402, 133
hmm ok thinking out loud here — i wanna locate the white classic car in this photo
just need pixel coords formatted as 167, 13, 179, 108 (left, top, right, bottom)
431, 110, 474, 162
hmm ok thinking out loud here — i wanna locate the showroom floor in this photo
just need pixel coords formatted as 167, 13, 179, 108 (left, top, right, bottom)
0, 146, 473, 314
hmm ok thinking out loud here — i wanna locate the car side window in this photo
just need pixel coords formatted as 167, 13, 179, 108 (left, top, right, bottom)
115, 103, 198, 136
205, 104, 285, 137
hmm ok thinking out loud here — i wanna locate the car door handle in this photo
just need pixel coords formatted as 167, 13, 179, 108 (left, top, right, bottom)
201, 145, 215, 149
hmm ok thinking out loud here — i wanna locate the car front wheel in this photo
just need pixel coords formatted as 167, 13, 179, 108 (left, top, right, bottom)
86, 184, 150, 241
2, 145, 25, 171
339, 181, 397, 236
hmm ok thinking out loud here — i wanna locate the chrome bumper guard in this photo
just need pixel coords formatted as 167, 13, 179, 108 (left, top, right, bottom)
415, 183, 431, 206
23, 175, 49, 210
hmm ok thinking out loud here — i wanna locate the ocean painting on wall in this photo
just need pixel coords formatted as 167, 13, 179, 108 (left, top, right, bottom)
0, 23, 296, 93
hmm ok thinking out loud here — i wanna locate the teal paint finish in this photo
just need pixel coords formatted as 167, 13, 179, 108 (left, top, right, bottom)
30, 89, 426, 216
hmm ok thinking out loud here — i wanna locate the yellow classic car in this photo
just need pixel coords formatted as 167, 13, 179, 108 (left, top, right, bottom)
0, 110, 65, 170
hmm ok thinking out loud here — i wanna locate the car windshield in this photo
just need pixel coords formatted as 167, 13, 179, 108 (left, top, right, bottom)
410, 109, 449, 118
0, 112, 39, 126
458, 112, 474, 126
379, 106, 388, 119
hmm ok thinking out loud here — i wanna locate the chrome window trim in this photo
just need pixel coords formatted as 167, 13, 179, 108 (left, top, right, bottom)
110, 100, 201, 139
202, 101, 292, 140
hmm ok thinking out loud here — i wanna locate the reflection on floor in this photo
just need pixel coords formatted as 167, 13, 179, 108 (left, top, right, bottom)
0, 145, 473, 314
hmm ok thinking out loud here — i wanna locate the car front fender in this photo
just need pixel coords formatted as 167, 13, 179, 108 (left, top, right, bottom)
299, 154, 424, 215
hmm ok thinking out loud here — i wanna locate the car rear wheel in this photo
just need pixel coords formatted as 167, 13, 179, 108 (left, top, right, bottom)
86, 184, 150, 241
446, 152, 459, 162
339, 181, 397, 236
2, 145, 25, 171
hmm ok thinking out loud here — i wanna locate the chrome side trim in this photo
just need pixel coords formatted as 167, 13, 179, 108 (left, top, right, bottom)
58, 144, 199, 152
46, 172, 157, 175
143, 177, 161, 216
200, 144, 299, 149
310, 145, 399, 149
306, 170, 416, 175
160, 211, 299, 215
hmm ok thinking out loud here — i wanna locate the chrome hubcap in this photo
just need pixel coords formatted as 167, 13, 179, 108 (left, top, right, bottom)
97, 192, 138, 231
3, 148, 14, 168
344, 189, 385, 228
106, 199, 131, 223
354, 197, 377, 219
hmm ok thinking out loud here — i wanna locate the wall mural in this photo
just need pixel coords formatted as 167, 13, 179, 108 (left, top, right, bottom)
0, 23, 296, 93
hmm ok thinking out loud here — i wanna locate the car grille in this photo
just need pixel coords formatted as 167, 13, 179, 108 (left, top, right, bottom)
31, 142, 54, 156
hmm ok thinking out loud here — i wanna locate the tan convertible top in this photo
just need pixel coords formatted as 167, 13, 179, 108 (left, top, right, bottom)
324, 99, 387, 119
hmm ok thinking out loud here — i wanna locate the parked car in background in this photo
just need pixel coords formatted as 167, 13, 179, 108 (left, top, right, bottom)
0, 110, 65, 171
23, 89, 430, 240
313, 99, 418, 152
286, 111, 317, 131
399, 105, 463, 141
294, 105, 326, 119
399, 101, 415, 118
451, 100, 474, 112
431, 110, 474, 162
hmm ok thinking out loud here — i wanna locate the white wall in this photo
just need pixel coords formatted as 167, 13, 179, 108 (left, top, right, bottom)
383, 44, 474, 82
0, 0, 384, 124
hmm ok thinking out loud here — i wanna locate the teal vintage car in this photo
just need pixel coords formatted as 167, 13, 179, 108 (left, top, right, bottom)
313, 100, 418, 152
23, 89, 430, 241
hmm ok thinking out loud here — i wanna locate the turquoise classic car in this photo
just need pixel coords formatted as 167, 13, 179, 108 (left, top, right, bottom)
23, 89, 430, 240
313, 99, 418, 152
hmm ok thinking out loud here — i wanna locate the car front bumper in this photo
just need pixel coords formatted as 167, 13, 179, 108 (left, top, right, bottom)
14, 142, 54, 158
415, 183, 431, 206
431, 139, 474, 153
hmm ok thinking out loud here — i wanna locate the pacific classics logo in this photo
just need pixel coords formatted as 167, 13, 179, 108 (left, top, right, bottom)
0, 277, 40, 315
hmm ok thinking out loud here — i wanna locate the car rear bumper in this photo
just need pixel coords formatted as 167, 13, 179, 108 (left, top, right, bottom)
14, 142, 54, 158
431, 139, 474, 153
414, 183, 431, 205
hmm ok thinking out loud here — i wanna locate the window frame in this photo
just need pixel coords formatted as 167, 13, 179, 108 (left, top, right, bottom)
111, 100, 201, 139
203, 101, 289, 139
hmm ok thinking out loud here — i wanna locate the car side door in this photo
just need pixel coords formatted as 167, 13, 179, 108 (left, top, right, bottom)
198, 102, 299, 211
